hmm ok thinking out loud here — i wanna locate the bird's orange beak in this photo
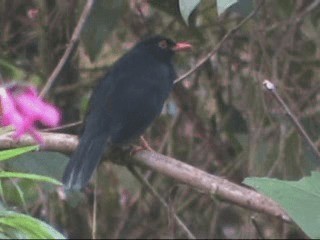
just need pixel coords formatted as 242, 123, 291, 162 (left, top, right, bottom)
172, 42, 192, 52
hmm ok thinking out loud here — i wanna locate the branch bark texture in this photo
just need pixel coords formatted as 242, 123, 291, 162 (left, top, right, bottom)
0, 132, 290, 222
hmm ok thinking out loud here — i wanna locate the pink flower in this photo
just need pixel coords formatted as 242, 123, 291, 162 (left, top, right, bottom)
0, 85, 61, 144
27, 8, 39, 20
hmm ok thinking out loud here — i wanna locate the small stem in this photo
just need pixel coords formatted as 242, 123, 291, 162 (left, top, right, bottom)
40, 0, 95, 97
42, 120, 82, 132
127, 165, 196, 239
92, 173, 98, 239
251, 216, 264, 239
263, 80, 320, 161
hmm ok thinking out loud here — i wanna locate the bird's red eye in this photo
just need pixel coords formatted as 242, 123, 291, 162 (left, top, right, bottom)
158, 40, 168, 49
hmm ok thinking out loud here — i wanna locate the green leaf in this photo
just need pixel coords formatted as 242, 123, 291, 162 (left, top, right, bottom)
81, 0, 126, 61
216, 0, 253, 16
244, 172, 320, 239
7, 151, 69, 183
10, 180, 28, 213
179, 0, 201, 25
0, 59, 25, 80
0, 171, 62, 186
0, 146, 39, 162
0, 211, 65, 239
216, 0, 238, 15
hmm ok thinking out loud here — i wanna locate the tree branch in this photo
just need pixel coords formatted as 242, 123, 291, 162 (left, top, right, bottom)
40, 0, 96, 97
133, 149, 290, 222
0, 132, 77, 154
0, 131, 290, 223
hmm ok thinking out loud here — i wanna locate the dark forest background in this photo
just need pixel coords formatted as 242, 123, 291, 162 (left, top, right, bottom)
0, 0, 319, 238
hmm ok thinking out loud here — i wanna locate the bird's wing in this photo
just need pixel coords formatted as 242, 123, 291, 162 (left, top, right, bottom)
106, 60, 174, 144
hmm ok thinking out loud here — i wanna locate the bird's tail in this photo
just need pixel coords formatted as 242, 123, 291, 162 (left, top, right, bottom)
62, 134, 109, 190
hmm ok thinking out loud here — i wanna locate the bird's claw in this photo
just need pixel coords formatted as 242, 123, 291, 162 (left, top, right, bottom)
140, 136, 154, 151
130, 136, 154, 156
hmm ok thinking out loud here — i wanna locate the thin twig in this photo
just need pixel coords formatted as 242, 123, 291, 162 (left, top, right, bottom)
263, 80, 320, 161
127, 165, 196, 239
42, 120, 82, 132
173, 1, 264, 84
297, 0, 320, 21
40, 0, 95, 97
92, 173, 98, 239
158, 111, 181, 153
251, 216, 264, 239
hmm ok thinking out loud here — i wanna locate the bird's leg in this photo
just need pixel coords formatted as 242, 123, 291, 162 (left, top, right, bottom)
130, 136, 154, 156
139, 136, 154, 151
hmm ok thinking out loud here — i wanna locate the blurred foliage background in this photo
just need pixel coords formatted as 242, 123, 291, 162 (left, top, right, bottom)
0, 0, 319, 238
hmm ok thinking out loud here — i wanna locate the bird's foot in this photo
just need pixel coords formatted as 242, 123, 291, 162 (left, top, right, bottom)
140, 136, 154, 151
130, 136, 154, 156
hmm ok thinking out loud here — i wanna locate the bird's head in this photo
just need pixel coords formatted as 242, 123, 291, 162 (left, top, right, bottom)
138, 35, 192, 62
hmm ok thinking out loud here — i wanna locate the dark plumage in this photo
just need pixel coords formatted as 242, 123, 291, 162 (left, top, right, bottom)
62, 36, 192, 190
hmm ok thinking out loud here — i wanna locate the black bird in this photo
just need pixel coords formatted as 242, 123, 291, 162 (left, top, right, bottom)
62, 35, 192, 190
